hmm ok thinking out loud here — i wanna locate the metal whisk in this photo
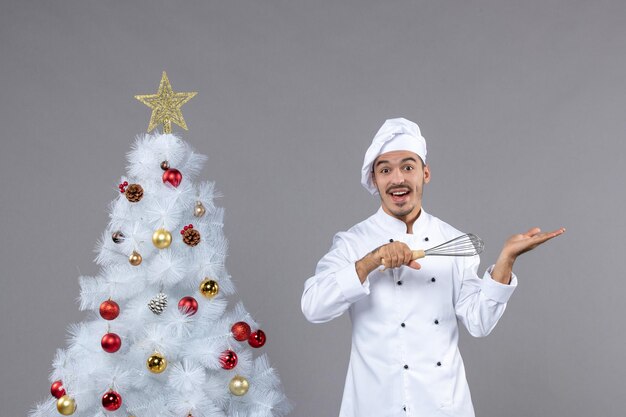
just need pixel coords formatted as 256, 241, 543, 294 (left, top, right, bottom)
412, 233, 484, 260
381, 233, 484, 269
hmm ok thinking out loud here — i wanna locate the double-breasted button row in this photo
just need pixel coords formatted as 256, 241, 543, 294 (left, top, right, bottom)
401, 360, 442, 369
396, 278, 435, 284
403, 361, 442, 369
399, 320, 438, 327
395, 275, 435, 285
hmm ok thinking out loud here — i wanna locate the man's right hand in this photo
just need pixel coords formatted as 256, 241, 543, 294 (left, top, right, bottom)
355, 241, 421, 283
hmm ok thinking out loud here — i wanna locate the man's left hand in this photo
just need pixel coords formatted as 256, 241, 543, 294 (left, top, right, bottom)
492, 227, 566, 284
502, 227, 566, 259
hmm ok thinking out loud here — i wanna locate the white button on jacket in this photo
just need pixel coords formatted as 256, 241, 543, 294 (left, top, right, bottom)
302, 208, 517, 417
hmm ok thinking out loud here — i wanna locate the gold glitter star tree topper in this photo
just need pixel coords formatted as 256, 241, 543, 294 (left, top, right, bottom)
135, 71, 197, 134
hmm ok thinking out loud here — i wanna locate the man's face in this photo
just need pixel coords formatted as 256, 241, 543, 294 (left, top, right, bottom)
372, 150, 430, 221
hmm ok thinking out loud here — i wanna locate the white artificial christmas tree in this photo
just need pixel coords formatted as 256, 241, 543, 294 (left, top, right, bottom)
30, 72, 291, 417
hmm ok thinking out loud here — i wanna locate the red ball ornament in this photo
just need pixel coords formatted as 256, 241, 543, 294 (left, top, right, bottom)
101, 332, 122, 353
248, 329, 266, 348
178, 296, 198, 316
102, 390, 122, 411
99, 300, 120, 321
162, 168, 183, 187
231, 321, 251, 342
220, 350, 238, 370
50, 380, 66, 399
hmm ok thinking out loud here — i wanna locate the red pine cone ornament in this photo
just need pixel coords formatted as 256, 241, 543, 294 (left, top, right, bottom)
99, 300, 120, 321
124, 183, 144, 202
248, 329, 266, 348
50, 380, 66, 399
178, 296, 198, 316
181, 224, 201, 246
102, 390, 122, 411
231, 321, 251, 342
101, 332, 122, 353
163, 168, 183, 187
220, 350, 238, 370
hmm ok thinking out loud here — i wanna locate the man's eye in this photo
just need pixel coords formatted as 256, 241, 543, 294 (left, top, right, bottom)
403, 165, 414, 171
380, 168, 390, 174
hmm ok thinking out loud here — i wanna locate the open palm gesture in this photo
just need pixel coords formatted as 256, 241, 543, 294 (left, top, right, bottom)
502, 227, 566, 259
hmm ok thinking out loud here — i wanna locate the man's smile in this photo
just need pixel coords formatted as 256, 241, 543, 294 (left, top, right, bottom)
388, 187, 412, 204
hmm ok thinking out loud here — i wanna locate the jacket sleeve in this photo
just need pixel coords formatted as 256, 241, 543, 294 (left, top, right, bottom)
301, 233, 371, 323
454, 255, 518, 337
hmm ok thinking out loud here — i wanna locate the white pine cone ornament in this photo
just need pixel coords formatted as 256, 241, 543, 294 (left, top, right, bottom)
148, 292, 168, 315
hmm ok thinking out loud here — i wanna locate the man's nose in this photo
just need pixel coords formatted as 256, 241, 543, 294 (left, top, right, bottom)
390, 168, 405, 184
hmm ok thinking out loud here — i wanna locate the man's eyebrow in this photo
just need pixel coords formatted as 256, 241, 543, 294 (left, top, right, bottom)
374, 157, 418, 168
374, 159, 389, 168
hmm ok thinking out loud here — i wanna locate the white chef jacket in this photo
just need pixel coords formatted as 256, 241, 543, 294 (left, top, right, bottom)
301, 207, 517, 417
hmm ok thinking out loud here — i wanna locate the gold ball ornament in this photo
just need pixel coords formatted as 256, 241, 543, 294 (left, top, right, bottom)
229, 375, 249, 396
147, 352, 168, 374
193, 201, 206, 217
152, 228, 172, 249
129, 251, 142, 266
199, 278, 219, 299
56, 395, 77, 415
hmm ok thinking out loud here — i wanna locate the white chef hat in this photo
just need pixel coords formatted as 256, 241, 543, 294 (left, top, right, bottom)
361, 117, 427, 195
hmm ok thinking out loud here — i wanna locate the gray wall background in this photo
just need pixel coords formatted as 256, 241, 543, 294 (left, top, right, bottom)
1, 1, 624, 416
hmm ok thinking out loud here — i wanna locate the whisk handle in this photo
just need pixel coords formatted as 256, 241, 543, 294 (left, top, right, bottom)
380, 249, 426, 271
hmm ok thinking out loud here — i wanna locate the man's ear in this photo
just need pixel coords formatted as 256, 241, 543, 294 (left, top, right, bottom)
423, 165, 431, 184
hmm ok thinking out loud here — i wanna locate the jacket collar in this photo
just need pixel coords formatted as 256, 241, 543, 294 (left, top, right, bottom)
373, 206, 429, 235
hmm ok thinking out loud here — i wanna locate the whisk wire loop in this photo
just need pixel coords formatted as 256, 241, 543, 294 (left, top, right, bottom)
424, 233, 484, 257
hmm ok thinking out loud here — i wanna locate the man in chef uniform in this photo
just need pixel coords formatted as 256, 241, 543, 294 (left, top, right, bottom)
301, 118, 565, 417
